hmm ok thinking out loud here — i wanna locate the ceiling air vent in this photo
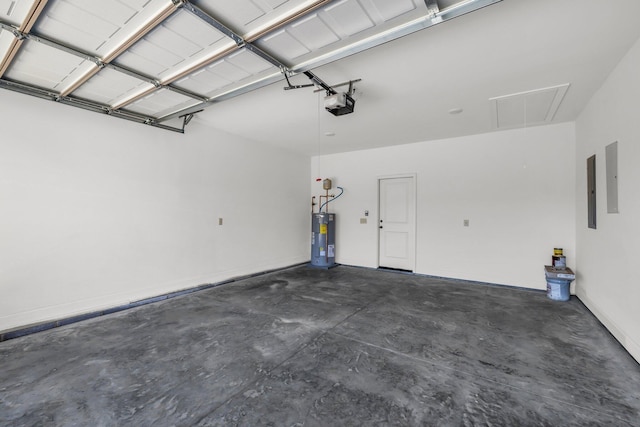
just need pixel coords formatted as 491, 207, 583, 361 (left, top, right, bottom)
489, 83, 570, 130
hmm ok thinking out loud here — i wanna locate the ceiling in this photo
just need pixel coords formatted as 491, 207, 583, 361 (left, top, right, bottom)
2, 0, 640, 156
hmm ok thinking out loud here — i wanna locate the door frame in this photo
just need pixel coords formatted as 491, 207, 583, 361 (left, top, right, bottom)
377, 173, 417, 272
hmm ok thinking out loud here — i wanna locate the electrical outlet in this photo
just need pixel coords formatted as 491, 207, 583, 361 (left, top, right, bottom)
218, 218, 223, 225
463, 219, 469, 227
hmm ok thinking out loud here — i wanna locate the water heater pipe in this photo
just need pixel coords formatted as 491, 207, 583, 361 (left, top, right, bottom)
319, 186, 344, 212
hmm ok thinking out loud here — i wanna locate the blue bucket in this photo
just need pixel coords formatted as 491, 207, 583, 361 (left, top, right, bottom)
546, 278, 571, 301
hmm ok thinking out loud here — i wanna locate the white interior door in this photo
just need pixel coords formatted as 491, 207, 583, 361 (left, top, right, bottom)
378, 176, 416, 271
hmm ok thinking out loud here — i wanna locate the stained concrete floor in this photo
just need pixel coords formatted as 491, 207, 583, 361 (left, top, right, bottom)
1, 266, 640, 426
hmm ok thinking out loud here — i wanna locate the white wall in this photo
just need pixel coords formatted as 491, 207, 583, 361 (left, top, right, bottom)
0, 90, 310, 332
575, 37, 640, 362
312, 123, 576, 289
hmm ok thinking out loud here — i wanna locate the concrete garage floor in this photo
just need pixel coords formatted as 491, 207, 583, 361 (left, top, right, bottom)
1, 266, 640, 426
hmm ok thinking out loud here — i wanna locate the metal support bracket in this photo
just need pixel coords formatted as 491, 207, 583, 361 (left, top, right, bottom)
425, 0, 440, 16
283, 71, 314, 90
303, 71, 337, 95
179, 109, 202, 131
312, 78, 361, 94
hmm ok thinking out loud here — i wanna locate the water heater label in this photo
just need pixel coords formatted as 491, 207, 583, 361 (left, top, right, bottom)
320, 224, 327, 234
328, 245, 334, 257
